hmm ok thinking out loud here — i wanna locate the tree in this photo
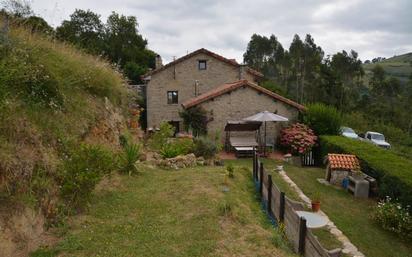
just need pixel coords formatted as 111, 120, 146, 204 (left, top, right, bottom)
289, 34, 304, 102
260, 80, 286, 95
24, 16, 53, 35
123, 61, 146, 84
56, 9, 105, 55
104, 12, 147, 66
55, 9, 156, 86
1, 0, 32, 18
370, 65, 386, 96
330, 50, 364, 111
179, 106, 208, 136
243, 34, 285, 79
300, 34, 324, 103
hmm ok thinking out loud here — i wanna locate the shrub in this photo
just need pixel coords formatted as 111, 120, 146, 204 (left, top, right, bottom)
159, 138, 194, 159
119, 132, 133, 148
303, 103, 342, 135
120, 143, 141, 175
218, 200, 233, 216
159, 143, 182, 159
149, 122, 174, 151
320, 136, 412, 211
60, 144, 116, 208
280, 123, 317, 155
179, 106, 208, 136
372, 197, 412, 239
193, 136, 218, 159
227, 163, 234, 178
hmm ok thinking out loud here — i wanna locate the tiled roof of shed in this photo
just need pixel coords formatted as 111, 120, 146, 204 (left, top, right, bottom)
327, 154, 360, 170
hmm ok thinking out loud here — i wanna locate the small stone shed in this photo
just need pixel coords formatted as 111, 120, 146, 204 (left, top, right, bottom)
325, 154, 360, 186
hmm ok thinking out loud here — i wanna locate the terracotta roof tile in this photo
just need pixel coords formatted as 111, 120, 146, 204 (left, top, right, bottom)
181, 80, 305, 111
327, 154, 360, 171
143, 48, 264, 78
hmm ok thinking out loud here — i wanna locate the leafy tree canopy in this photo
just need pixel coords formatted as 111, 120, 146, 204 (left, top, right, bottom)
56, 9, 156, 84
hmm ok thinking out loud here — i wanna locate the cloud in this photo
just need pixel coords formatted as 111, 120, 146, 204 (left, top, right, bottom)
30, 0, 412, 63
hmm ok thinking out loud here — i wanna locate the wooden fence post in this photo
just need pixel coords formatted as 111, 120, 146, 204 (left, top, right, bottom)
298, 217, 307, 255
254, 152, 259, 181
279, 192, 285, 222
253, 148, 256, 180
267, 174, 272, 216
259, 162, 264, 196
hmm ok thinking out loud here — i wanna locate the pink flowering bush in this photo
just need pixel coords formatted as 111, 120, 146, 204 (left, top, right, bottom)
280, 123, 317, 155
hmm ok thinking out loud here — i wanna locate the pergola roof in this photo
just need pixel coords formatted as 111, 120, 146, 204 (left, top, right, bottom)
224, 121, 262, 131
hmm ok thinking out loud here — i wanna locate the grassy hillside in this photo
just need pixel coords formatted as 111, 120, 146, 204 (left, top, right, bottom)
0, 17, 131, 215
363, 52, 412, 84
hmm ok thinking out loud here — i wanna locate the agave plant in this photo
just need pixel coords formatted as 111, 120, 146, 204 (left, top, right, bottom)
121, 143, 141, 175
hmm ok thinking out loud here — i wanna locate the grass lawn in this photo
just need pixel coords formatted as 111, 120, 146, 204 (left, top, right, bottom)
31, 163, 296, 257
277, 163, 412, 257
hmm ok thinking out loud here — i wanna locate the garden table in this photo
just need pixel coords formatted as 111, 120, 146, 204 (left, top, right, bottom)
296, 211, 328, 228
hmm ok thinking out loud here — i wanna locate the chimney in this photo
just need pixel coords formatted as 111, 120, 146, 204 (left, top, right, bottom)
155, 54, 163, 69
239, 65, 247, 80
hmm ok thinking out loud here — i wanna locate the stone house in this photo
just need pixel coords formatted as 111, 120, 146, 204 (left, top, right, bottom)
143, 48, 304, 142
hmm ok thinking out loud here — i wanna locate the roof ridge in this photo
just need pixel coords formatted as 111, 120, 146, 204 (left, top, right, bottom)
182, 80, 305, 110
142, 48, 263, 78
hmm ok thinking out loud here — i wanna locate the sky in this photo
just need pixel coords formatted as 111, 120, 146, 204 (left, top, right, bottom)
30, 0, 412, 64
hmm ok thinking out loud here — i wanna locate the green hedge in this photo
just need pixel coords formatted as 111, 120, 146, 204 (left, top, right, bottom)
319, 136, 412, 210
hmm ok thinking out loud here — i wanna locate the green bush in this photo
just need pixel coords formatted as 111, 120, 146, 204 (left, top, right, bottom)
193, 136, 218, 159
60, 144, 116, 208
159, 143, 182, 159
372, 197, 412, 239
319, 136, 412, 211
179, 106, 208, 136
120, 143, 141, 175
159, 138, 194, 159
149, 122, 174, 151
343, 112, 370, 133
303, 103, 342, 135
227, 163, 234, 178
119, 132, 133, 148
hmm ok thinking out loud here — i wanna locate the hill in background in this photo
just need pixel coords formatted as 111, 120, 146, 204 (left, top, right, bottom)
363, 52, 412, 84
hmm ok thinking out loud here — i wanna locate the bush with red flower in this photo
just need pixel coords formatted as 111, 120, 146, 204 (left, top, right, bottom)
280, 123, 317, 155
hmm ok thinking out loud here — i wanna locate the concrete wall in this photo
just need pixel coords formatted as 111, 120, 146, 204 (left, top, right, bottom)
197, 86, 300, 143
146, 52, 257, 129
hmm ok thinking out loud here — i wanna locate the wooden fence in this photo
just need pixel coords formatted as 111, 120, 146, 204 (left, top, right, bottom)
252, 152, 342, 257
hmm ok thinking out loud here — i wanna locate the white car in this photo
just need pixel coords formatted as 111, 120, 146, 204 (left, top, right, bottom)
365, 131, 391, 149
340, 127, 359, 139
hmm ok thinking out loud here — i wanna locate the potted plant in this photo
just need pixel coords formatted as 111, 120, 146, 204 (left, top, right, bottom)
311, 191, 321, 212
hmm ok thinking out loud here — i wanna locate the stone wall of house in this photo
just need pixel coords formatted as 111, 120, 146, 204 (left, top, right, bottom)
197, 86, 300, 143
146, 52, 257, 129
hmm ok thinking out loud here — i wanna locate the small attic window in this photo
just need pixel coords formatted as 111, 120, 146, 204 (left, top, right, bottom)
198, 60, 207, 70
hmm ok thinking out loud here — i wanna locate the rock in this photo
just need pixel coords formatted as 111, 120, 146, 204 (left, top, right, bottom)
139, 153, 147, 162
158, 153, 198, 170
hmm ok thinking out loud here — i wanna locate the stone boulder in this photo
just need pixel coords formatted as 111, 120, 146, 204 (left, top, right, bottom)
159, 153, 197, 170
